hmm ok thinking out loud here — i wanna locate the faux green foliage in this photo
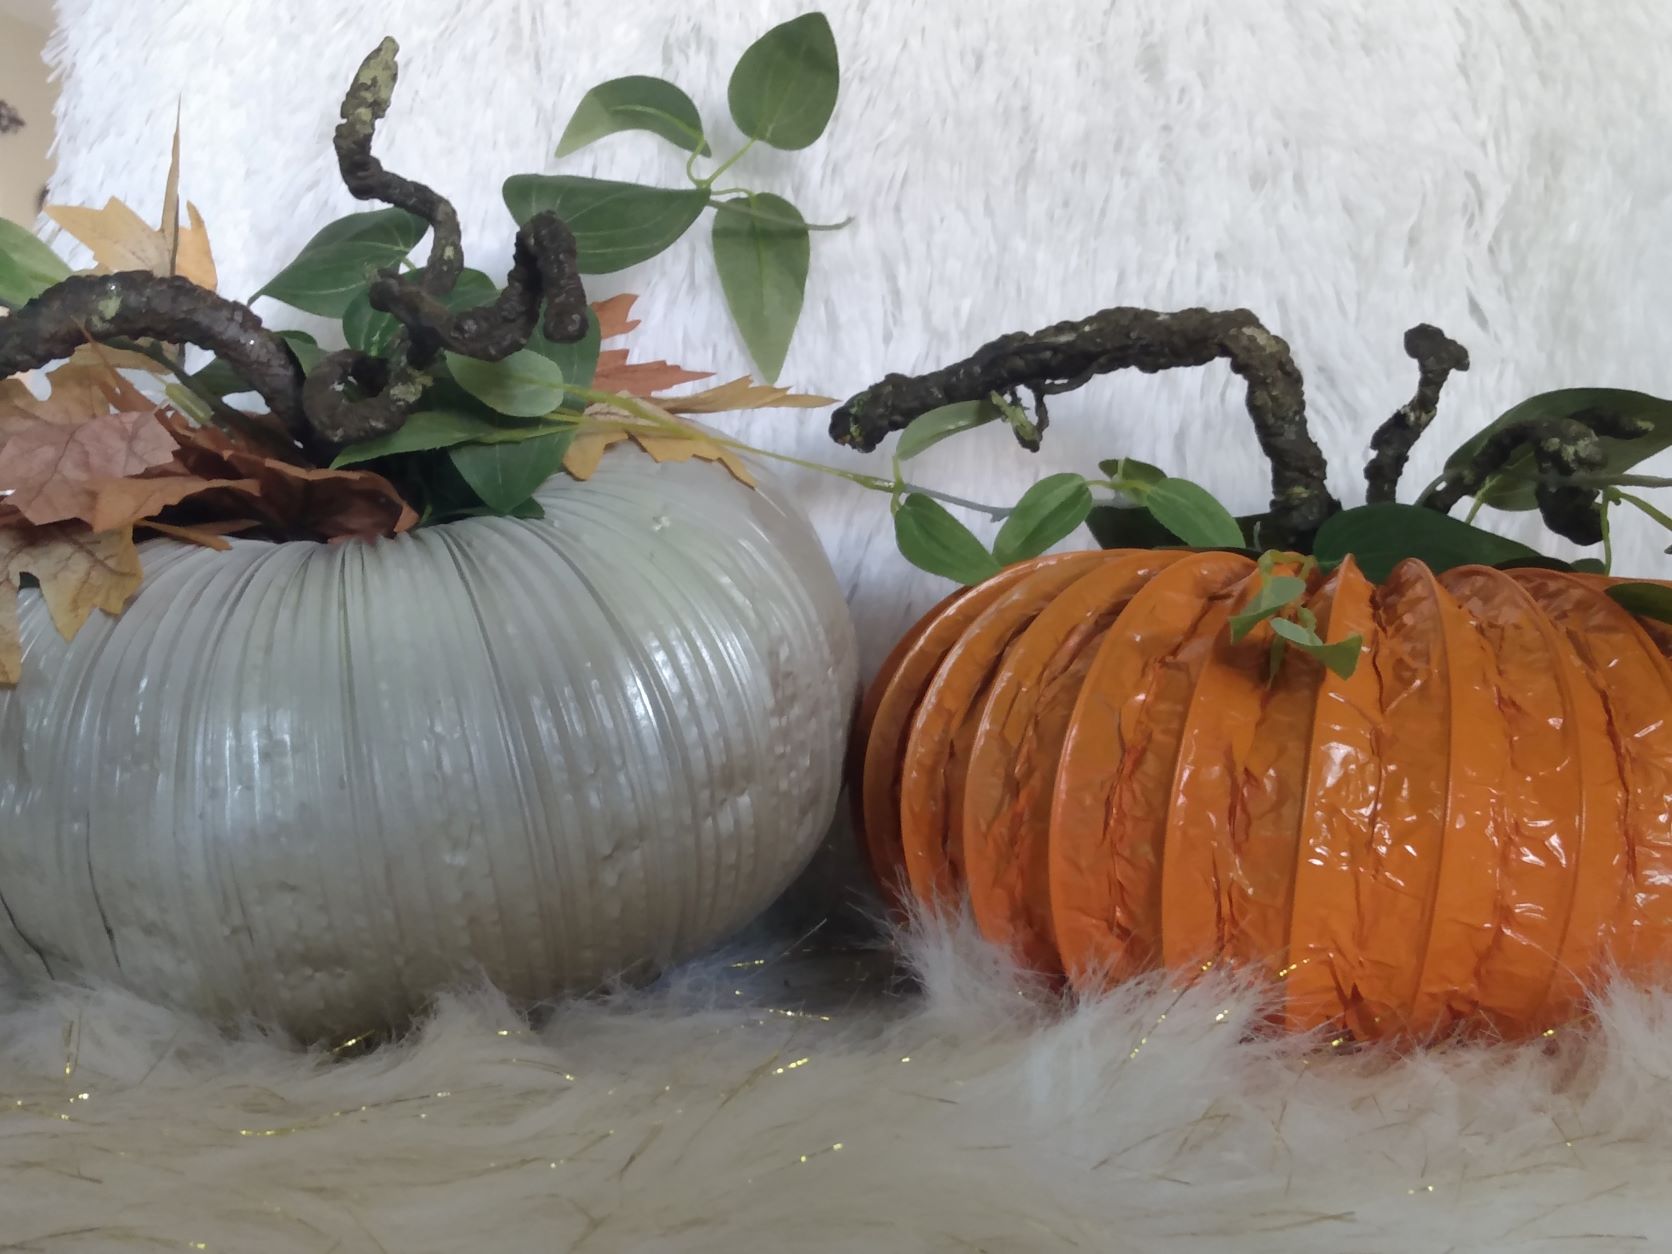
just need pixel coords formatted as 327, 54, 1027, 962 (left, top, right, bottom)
0, 219, 70, 309
556, 76, 711, 158
256, 208, 427, 316
1312, 502, 1540, 581
520, 11, 844, 381
711, 194, 809, 383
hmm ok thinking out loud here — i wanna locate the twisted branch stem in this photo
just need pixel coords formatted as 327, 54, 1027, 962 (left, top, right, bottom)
1365, 324, 1470, 503
831, 306, 1340, 549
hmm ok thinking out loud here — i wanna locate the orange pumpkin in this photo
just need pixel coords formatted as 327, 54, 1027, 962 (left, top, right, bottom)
852, 550, 1672, 1043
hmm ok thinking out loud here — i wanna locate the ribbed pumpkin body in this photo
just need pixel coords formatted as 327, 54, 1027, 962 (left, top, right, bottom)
853, 550, 1672, 1042
0, 452, 857, 1041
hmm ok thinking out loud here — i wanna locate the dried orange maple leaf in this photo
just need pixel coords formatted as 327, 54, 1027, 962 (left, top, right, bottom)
0, 525, 143, 683
593, 293, 642, 341
0, 411, 179, 526
591, 349, 713, 397
84, 474, 259, 534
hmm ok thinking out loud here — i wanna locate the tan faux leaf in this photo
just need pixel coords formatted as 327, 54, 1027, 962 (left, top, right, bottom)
0, 524, 144, 683
176, 202, 218, 290
628, 432, 757, 489
0, 411, 179, 526
591, 348, 713, 397
64, 343, 170, 375
84, 474, 257, 533
592, 293, 641, 340
0, 365, 129, 435
161, 110, 182, 276
657, 375, 835, 413
562, 430, 628, 481
45, 198, 173, 276
137, 519, 259, 551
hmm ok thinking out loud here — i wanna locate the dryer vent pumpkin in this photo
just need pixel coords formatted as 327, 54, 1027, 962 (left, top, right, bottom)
851, 549, 1672, 1043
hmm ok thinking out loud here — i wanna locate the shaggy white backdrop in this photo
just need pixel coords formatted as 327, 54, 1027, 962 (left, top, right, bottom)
17, 2, 1672, 1249
39, 0, 1672, 677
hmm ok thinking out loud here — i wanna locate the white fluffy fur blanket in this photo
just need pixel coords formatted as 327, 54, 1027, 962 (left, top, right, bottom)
40, 0, 1672, 675
3, 918, 1671, 1252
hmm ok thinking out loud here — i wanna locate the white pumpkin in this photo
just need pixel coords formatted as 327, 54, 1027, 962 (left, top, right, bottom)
0, 450, 857, 1040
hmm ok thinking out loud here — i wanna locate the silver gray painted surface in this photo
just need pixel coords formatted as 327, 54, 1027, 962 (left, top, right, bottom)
0, 453, 858, 1040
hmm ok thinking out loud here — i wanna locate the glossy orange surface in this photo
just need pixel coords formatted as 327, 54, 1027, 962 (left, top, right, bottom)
848, 550, 1672, 1043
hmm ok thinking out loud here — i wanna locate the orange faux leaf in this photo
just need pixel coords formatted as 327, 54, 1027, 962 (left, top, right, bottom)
562, 429, 628, 481
657, 375, 835, 414
0, 410, 179, 526
592, 294, 641, 340
0, 524, 143, 683
590, 348, 713, 397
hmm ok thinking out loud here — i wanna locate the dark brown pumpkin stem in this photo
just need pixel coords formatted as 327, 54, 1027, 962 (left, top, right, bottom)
1365, 324, 1470, 504
830, 306, 1339, 548
0, 37, 588, 456
1421, 406, 1655, 544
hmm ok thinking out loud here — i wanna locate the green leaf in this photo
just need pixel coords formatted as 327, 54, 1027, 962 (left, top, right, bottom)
503, 175, 708, 274
445, 349, 567, 419
1607, 581, 1672, 625
710, 193, 809, 383
1144, 478, 1246, 548
727, 12, 840, 150
527, 308, 601, 395
557, 75, 710, 157
342, 267, 499, 357
342, 287, 400, 355
449, 431, 573, 514
1228, 574, 1308, 642
0, 219, 70, 309
331, 409, 514, 468
1098, 456, 1168, 490
895, 399, 1002, 463
1269, 616, 1363, 679
1571, 558, 1609, 574
279, 330, 326, 374
191, 330, 325, 397
1085, 505, 1183, 550
894, 494, 1002, 586
993, 474, 1094, 565
1441, 389, 1672, 511
256, 208, 428, 317
1313, 503, 1543, 583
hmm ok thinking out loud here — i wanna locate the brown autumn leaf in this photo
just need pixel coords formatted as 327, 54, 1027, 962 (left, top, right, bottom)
0, 524, 144, 683
0, 366, 128, 436
137, 518, 260, 551
84, 474, 258, 533
562, 429, 628, 480
657, 375, 835, 414
157, 411, 417, 540
593, 293, 641, 340
0, 410, 179, 526
176, 202, 218, 290
64, 343, 170, 375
